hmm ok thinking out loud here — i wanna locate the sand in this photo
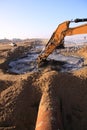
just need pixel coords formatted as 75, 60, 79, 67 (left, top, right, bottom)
0, 42, 87, 130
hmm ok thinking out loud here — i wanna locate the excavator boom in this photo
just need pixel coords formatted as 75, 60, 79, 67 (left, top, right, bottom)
37, 18, 87, 66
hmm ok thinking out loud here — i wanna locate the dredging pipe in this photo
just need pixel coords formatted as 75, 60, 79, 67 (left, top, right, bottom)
35, 92, 64, 130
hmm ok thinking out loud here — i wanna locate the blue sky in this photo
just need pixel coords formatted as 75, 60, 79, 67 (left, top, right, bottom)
0, 0, 87, 39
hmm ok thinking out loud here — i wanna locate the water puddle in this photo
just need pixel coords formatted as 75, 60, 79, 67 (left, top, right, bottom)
8, 52, 38, 74
48, 53, 84, 72
8, 50, 84, 74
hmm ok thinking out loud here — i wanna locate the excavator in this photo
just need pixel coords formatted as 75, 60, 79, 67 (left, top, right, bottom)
37, 18, 87, 67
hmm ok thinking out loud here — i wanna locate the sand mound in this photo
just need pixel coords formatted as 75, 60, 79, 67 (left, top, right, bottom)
0, 43, 87, 130
0, 70, 87, 130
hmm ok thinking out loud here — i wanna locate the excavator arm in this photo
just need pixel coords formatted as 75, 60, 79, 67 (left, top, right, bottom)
37, 18, 87, 66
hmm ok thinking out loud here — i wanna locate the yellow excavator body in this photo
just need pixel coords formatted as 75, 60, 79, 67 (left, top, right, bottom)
37, 18, 87, 66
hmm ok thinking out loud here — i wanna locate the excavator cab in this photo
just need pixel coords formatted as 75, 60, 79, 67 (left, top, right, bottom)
37, 18, 87, 67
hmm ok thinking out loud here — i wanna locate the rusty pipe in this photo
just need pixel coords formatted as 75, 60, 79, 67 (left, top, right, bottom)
35, 92, 64, 130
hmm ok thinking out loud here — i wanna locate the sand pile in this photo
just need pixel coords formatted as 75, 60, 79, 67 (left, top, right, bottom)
0, 70, 87, 130
7, 46, 33, 61
77, 46, 87, 58
0, 43, 87, 130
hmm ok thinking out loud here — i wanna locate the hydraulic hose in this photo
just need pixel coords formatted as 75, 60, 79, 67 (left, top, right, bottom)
74, 18, 87, 23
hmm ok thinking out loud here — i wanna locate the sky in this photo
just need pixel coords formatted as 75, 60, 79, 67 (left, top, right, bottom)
0, 0, 87, 39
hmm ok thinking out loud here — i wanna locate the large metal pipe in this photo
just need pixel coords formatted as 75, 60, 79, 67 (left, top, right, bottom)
35, 92, 64, 130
